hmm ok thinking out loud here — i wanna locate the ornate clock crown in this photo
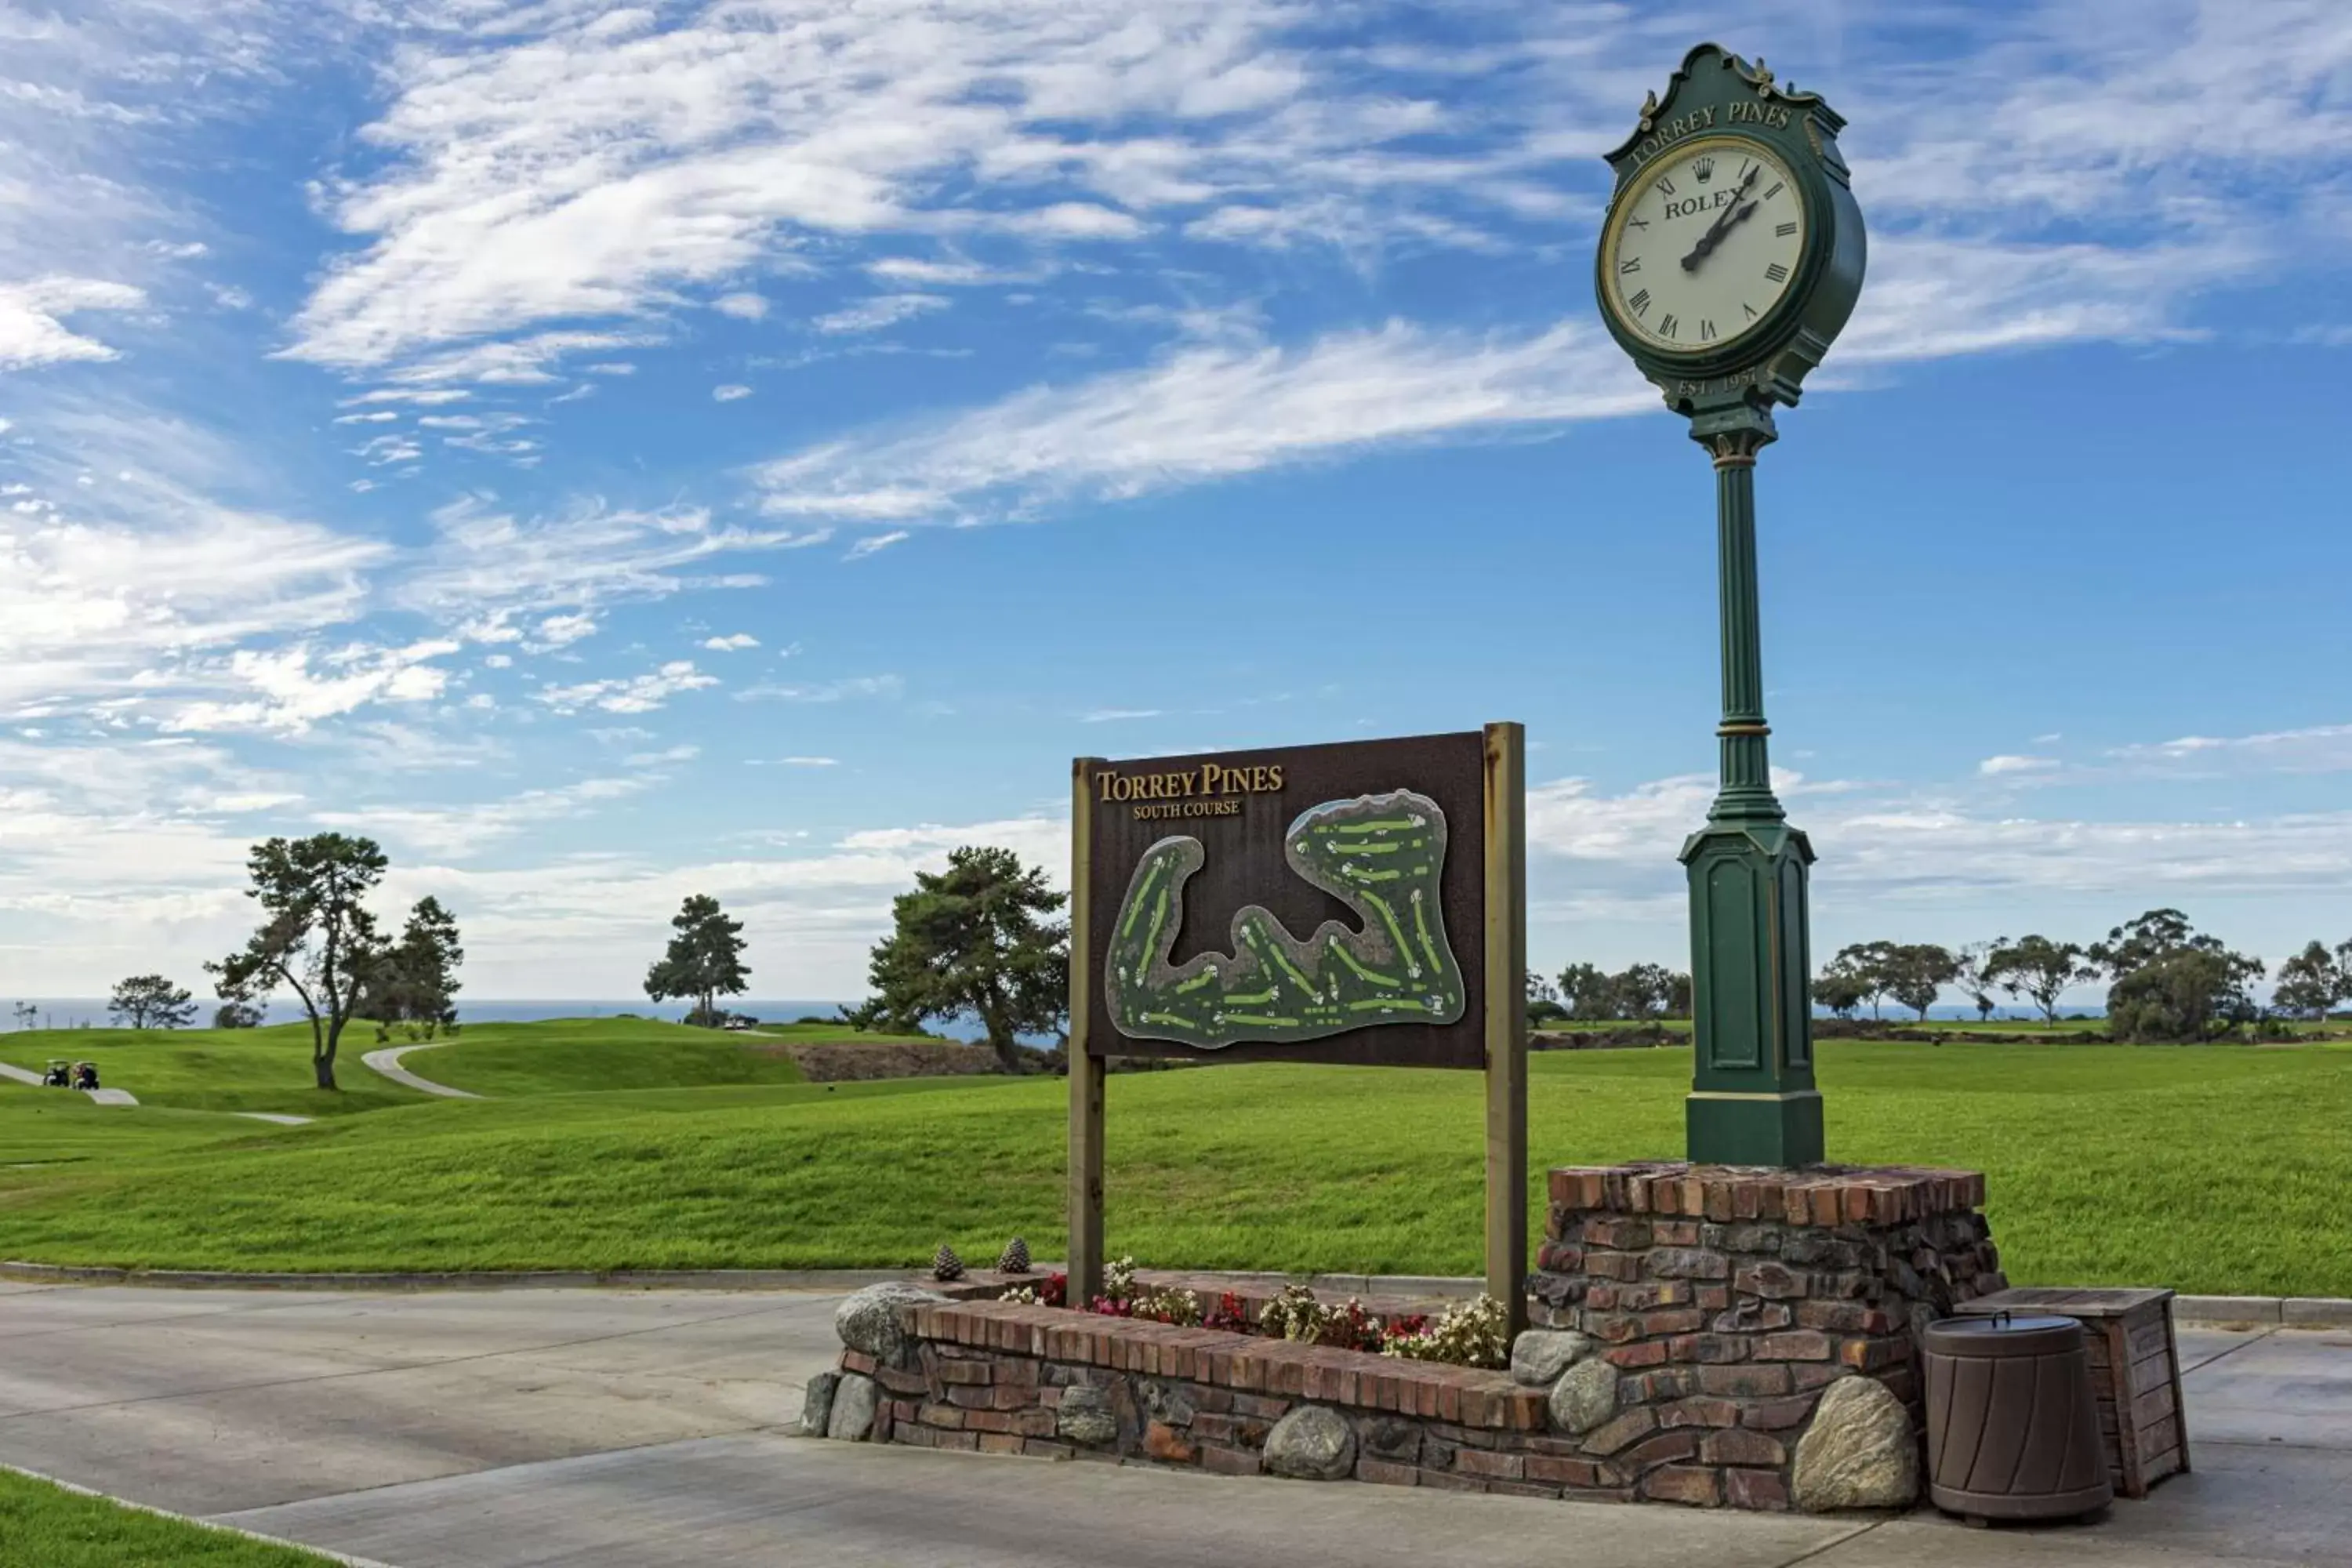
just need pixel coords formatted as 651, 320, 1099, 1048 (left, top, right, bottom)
1692, 155, 1715, 183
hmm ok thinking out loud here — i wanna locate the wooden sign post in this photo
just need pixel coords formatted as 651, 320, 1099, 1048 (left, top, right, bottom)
1069, 724, 1526, 1331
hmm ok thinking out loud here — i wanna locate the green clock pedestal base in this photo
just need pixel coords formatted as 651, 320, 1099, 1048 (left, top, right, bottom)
1680, 817, 1824, 1168
1686, 1088, 1823, 1168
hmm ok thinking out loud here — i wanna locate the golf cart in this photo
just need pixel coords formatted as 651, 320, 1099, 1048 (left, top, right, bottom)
72, 1062, 100, 1091
42, 1059, 70, 1087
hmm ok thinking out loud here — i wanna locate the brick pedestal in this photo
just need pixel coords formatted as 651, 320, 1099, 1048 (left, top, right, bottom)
1527, 1162, 2005, 1509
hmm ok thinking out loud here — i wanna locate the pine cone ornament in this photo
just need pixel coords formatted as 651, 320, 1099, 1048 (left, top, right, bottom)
931, 1243, 966, 1282
996, 1237, 1032, 1275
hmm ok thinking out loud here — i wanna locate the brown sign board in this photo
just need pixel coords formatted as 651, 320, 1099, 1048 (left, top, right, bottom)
1065, 722, 1526, 1331
1079, 731, 1490, 1069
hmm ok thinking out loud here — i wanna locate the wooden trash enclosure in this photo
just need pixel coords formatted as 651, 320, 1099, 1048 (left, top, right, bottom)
1955, 1286, 2187, 1498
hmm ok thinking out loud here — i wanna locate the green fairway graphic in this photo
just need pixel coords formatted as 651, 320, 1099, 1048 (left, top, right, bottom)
1106, 789, 1465, 1047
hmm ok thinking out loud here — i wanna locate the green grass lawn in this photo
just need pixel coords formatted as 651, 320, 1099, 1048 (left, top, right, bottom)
0, 1024, 423, 1116
404, 1015, 940, 1095
3, 1041, 2349, 1297
0, 1468, 339, 1566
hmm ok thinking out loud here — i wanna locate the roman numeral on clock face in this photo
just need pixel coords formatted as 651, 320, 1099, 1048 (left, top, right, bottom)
1658, 313, 1679, 339
1765, 263, 1788, 283
1775, 221, 1797, 237
1657, 176, 1676, 196
1628, 289, 1651, 316
1620, 256, 1641, 274
1699, 319, 1717, 342
1742, 301, 1759, 319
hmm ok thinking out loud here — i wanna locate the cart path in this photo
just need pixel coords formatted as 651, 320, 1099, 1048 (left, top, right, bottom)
0, 1060, 136, 1105
359, 1042, 482, 1098
0, 1061, 311, 1118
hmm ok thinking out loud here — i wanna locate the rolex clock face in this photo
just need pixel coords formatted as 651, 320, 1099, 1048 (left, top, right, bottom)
1601, 136, 1806, 354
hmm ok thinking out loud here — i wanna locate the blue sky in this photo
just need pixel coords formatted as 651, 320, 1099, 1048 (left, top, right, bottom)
2, 0, 2349, 1007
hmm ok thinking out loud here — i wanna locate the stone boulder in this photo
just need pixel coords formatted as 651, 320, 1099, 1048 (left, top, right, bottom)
826, 1372, 880, 1441
1791, 1376, 1918, 1512
798, 1370, 839, 1437
1547, 1357, 1619, 1436
1057, 1384, 1120, 1446
833, 1282, 947, 1365
1511, 1329, 1595, 1387
1264, 1406, 1356, 1480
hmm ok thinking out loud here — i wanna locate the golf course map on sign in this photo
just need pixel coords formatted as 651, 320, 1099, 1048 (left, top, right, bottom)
1106, 789, 1465, 1047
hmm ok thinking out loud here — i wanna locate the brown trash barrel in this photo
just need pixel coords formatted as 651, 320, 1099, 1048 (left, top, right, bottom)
1922, 1312, 2114, 1523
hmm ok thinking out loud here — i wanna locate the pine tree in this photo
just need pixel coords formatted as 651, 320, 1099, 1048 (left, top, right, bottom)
644, 895, 752, 1027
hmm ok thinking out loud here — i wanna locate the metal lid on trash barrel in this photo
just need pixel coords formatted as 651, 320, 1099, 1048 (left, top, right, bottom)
1922, 1311, 2084, 1358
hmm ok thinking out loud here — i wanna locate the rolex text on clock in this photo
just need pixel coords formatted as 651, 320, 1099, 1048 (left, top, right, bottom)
1601, 136, 1804, 354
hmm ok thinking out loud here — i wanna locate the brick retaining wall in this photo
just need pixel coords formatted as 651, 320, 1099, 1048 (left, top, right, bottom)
1526, 1162, 2005, 1508
827, 1162, 2001, 1512
861, 1298, 1606, 1493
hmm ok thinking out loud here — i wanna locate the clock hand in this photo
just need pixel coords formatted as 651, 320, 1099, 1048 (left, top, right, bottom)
1679, 165, 1761, 271
1680, 196, 1761, 270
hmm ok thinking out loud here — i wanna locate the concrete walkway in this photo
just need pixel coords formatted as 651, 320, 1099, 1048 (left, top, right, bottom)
0, 1283, 2343, 1567
360, 1044, 481, 1098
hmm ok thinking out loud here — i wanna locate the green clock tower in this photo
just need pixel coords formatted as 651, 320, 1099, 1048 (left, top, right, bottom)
1592, 44, 1866, 1167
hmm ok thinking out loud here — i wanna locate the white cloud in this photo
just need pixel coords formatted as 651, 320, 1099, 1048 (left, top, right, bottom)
812, 293, 946, 335
401, 495, 826, 629
844, 530, 909, 559
760, 755, 839, 766
361, 331, 656, 388
1526, 767, 2352, 907
537, 659, 718, 715
162, 639, 460, 736
0, 477, 389, 714
712, 383, 753, 402
701, 633, 760, 651
1081, 708, 1161, 723
0, 277, 145, 368
2107, 722, 2352, 777
735, 673, 902, 703
866, 257, 1028, 286
530, 612, 599, 648
315, 776, 655, 859
756, 318, 1646, 524
713, 292, 768, 320
343, 387, 471, 407
1980, 754, 2059, 776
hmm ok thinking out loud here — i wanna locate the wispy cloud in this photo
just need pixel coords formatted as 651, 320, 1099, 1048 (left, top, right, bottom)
844, 530, 909, 559
399, 497, 824, 630
755, 320, 1647, 524
537, 660, 718, 715
814, 293, 946, 335
734, 673, 903, 703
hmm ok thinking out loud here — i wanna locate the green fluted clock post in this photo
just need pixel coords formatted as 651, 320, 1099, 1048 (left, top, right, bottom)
1592, 43, 1867, 1167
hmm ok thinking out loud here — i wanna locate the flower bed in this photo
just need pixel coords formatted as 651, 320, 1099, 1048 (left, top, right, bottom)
994, 1256, 1507, 1368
